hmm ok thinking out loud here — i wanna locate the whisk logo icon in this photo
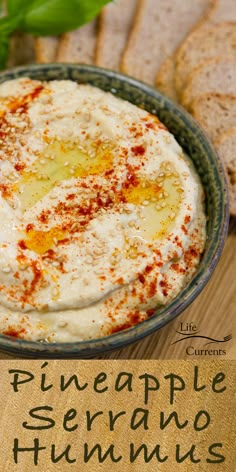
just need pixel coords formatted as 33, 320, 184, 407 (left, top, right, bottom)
171, 322, 232, 356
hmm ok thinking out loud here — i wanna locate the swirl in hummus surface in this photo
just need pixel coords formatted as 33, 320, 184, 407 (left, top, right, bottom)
0, 78, 206, 341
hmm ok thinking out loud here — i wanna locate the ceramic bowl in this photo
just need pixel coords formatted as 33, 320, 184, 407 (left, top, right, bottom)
0, 64, 229, 358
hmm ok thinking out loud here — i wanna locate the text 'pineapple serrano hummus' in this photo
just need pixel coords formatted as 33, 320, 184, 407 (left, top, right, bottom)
0, 78, 206, 342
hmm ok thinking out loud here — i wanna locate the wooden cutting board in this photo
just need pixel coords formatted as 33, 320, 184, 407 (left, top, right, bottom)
0, 219, 235, 360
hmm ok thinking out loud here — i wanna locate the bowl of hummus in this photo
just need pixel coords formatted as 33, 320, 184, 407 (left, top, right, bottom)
0, 64, 229, 357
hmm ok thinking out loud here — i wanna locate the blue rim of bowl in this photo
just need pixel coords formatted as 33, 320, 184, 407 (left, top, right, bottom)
0, 64, 229, 358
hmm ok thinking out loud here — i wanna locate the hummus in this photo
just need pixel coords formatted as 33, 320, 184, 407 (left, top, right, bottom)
0, 78, 206, 342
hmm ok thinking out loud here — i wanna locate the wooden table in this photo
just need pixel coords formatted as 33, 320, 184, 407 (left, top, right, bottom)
0, 219, 235, 360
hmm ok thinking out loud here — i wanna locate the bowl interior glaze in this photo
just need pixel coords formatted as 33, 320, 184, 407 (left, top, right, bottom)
0, 64, 229, 358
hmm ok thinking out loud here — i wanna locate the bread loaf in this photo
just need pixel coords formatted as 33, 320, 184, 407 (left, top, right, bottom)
181, 57, 236, 109
57, 20, 97, 64
215, 127, 236, 215
175, 22, 236, 97
122, 0, 210, 85
190, 93, 236, 142
35, 37, 59, 63
95, 0, 137, 71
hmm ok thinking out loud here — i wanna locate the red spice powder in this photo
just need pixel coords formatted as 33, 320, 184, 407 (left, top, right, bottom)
43, 249, 56, 259
0, 183, 14, 199
38, 210, 50, 224
138, 274, 145, 284
17, 260, 43, 308
116, 277, 124, 284
131, 145, 145, 156
2, 327, 26, 338
8, 85, 44, 115
28, 261, 42, 294
66, 193, 76, 201
145, 265, 153, 274
14, 162, 26, 172
160, 274, 172, 297
26, 223, 34, 233
174, 236, 183, 249
57, 238, 70, 245
146, 123, 154, 129
181, 224, 188, 235
0, 118, 7, 140
122, 170, 139, 189
156, 262, 163, 268
105, 169, 114, 177
147, 309, 155, 317
147, 279, 157, 298
18, 240, 27, 250
184, 246, 198, 268
109, 311, 142, 334
171, 263, 186, 275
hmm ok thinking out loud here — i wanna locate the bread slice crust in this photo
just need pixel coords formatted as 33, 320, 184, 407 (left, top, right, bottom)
181, 56, 236, 109
95, 0, 137, 71
175, 22, 236, 98
121, 0, 210, 85
56, 20, 97, 64
215, 127, 236, 215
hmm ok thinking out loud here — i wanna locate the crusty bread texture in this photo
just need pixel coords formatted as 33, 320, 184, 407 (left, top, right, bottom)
95, 0, 137, 71
181, 57, 236, 109
215, 127, 236, 215
8, 32, 35, 67
155, 0, 213, 99
206, 0, 236, 23
190, 93, 236, 142
122, 0, 210, 85
35, 37, 59, 63
57, 20, 97, 64
175, 22, 236, 98
156, 56, 178, 101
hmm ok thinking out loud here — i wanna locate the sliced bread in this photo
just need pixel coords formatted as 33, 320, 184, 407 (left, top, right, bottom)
215, 127, 236, 215
2, 2, 34, 67
206, 0, 236, 23
155, 55, 179, 101
56, 20, 97, 64
34, 37, 59, 63
190, 93, 236, 142
7, 32, 35, 67
121, 0, 210, 85
95, 0, 137, 71
175, 22, 236, 98
181, 57, 236, 109
155, 0, 213, 100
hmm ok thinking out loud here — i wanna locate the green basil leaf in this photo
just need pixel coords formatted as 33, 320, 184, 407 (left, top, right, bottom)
21, 0, 112, 36
0, 14, 21, 34
0, 33, 9, 69
0, 15, 22, 68
6, 0, 32, 17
